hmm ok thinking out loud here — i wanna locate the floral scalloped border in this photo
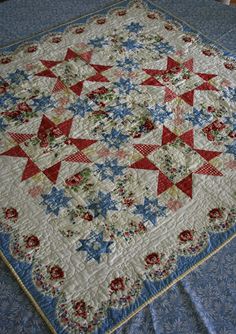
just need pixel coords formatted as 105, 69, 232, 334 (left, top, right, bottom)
1, 205, 236, 334
0, 0, 236, 62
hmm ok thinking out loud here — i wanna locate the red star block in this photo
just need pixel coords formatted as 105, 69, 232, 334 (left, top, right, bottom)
0, 115, 97, 184
129, 126, 222, 198
35, 48, 112, 96
141, 57, 218, 106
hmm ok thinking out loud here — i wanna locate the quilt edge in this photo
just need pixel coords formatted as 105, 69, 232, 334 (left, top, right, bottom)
107, 231, 236, 334
1, 232, 235, 334
0, 249, 56, 334
0, 0, 127, 50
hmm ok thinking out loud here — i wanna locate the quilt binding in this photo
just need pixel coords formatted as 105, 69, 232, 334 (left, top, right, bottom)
0, 0, 236, 333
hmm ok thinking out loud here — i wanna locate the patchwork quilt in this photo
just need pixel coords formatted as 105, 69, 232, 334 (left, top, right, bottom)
0, 1, 236, 333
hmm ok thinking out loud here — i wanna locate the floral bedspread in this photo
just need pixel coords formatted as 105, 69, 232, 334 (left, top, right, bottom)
0, 1, 236, 333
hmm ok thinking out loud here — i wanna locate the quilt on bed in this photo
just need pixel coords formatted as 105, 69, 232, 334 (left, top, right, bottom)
0, 1, 236, 333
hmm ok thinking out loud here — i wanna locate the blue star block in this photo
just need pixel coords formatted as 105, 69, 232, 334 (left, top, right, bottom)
107, 103, 132, 119
68, 98, 94, 117
0, 118, 8, 132
134, 197, 167, 226
102, 128, 128, 149
122, 38, 143, 51
88, 37, 108, 48
148, 104, 172, 124
88, 191, 118, 218
114, 78, 138, 95
225, 141, 236, 159
185, 108, 212, 127
116, 57, 139, 72
95, 158, 125, 182
125, 22, 143, 33
41, 187, 71, 216
77, 231, 113, 263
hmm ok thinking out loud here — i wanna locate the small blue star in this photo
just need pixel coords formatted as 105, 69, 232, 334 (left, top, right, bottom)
225, 141, 236, 159
107, 103, 132, 119
102, 128, 128, 149
7, 69, 28, 85
31, 95, 55, 112
148, 104, 172, 124
116, 57, 139, 72
185, 108, 213, 127
88, 191, 118, 218
223, 87, 236, 102
77, 231, 113, 263
125, 22, 143, 33
88, 37, 108, 48
95, 159, 125, 181
0, 92, 19, 109
68, 98, 94, 117
114, 78, 138, 95
122, 38, 143, 51
0, 118, 7, 132
223, 113, 236, 132
134, 197, 167, 226
41, 187, 71, 216
154, 42, 175, 55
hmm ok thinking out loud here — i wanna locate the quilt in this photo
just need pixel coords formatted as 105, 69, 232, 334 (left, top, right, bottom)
0, 1, 236, 333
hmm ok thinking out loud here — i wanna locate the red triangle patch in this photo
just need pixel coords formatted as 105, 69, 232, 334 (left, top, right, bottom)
90, 64, 112, 72
195, 149, 221, 161
70, 81, 84, 96
196, 82, 218, 91
134, 144, 159, 156
70, 138, 96, 150
64, 48, 78, 61
37, 115, 55, 140
183, 59, 194, 71
164, 87, 177, 102
57, 118, 73, 137
52, 79, 67, 93
196, 73, 217, 81
166, 57, 180, 71
194, 163, 223, 176
22, 159, 41, 181
43, 162, 61, 183
180, 90, 194, 106
40, 60, 62, 68
0, 145, 28, 158
86, 73, 109, 82
179, 129, 194, 148
141, 77, 163, 86
8, 133, 34, 144
65, 151, 91, 163
176, 174, 193, 198
130, 157, 158, 171
143, 69, 164, 76
36, 69, 56, 78
79, 50, 93, 63
157, 172, 173, 195
162, 126, 177, 145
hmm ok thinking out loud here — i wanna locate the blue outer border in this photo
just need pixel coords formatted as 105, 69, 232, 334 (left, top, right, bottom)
0, 233, 65, 334
0, 0, 236, 333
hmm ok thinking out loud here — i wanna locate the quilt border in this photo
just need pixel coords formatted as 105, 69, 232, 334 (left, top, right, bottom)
107, 232, 236, 334
1, 233, 236, 334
